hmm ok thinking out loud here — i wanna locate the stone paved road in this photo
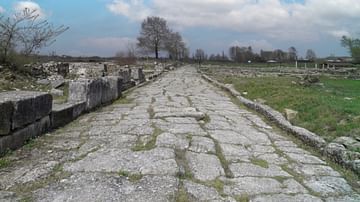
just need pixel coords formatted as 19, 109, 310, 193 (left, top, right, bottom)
0, 66, 359, 201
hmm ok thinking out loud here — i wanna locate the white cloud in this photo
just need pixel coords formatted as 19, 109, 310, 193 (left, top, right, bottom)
107, 0, 150, 21
106, 0, 360, 41
14, 1, 46, 19
0, 6, 5, 13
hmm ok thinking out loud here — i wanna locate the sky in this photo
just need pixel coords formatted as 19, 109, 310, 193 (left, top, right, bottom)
1, 0, 359, 58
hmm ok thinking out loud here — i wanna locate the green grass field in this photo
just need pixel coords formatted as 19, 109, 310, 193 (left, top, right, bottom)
220, 75, 360, 142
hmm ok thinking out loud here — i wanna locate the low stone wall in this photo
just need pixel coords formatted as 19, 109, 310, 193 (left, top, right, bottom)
201, 73, 360, 175
51, 101, 86, 129
0, 91, 52, 153
0, 65, 168, 154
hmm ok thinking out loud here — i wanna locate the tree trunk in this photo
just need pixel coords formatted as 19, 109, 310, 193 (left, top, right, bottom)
155, 45, 159, 59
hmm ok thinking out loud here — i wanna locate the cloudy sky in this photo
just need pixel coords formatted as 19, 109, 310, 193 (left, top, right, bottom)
1, 0, 359, 57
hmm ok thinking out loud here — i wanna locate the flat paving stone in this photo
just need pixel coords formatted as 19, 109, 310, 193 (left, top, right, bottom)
252, 194, 322, 202
223, 177, 308, 196
303, 176, 353, 197
189, 136, 216, 153
229, 163, 291, 177
186, 151, 225, 181
184, 180, 236, 202
33, 173, 178, 202
156, 132, 189, 150
209, 130, 254, 145
64, 148, 178, 176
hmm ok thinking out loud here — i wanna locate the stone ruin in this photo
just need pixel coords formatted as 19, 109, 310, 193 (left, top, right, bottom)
0, 61, 171, 154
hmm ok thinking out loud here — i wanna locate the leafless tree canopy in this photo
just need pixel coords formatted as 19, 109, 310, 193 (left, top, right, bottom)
306, 49, 316, 61
137, 16, 188, 60
137, 16, 169, 59
0, 8, 68, 63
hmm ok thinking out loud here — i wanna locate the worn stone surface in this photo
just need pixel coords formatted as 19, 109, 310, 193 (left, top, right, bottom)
0, 66, 358, 201
186, 151, 224, 181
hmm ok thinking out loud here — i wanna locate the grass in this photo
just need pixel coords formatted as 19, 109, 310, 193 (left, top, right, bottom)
213, 139, 233, 178
113, 96, 134, 104
0, 67, 50, 92
118, 170, 143, 182
131, 125, 162, 151
234, 194, 250, 202
0, 158, 11, 169
220, 75, 360, 142
249, 157, 269, 169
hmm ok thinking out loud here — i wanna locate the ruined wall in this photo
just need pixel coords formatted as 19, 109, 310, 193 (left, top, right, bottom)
0, 92, 52, 153
0, 65, 165, 154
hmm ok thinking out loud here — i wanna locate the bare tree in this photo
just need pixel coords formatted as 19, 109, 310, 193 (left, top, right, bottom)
0, 8, 68, 64
305, 49, 316, 61
137, 16, 170, 59
288, 46, 297, 61
165, 31, 188, 60
195, 49, 206, 65
115, 42, 138, 65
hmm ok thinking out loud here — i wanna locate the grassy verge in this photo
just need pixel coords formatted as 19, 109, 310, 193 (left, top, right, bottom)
218, 75, 360, 142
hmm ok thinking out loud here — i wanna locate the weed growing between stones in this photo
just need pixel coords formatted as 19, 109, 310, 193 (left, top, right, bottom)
174, 149, 193, 180
131, 125, 162, 151
113, 96, 134, 105
147, 105, 155, 119
167, 95, 173, 102
204, 178, 225, 197
174, 182, 190, 202
234, 194, 250, 202
118, 170, 143, 182
212, 139, 233, 178
249, 157, 269, 169
185, 96, 193, 107
279, 164, 323, 197
12, 163, 71, 201
0, 157, 10, 169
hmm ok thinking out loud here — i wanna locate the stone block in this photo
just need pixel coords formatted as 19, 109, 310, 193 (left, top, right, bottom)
69, 77, 123, 111
101, 77, 121, 104
87, 78, 104, 109
0, 100, 13, 136
69, 79, 88, 102
131, 68, 146, 83
51, 102, 86, 128
0, 91, 52, 130
118, 68, 132, 83
0, 116, 50, 154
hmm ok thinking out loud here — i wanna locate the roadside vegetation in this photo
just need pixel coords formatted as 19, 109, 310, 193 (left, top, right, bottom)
216, 74, 360, 142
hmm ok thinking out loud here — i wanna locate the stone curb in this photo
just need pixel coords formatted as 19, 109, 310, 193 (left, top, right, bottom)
201, 72, 360, 176
200, 73, 326, 149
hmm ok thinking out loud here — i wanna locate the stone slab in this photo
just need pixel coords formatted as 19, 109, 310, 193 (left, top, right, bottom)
51, 101, 86, 128
186, 151, 224, 181
0, 91, 52, 130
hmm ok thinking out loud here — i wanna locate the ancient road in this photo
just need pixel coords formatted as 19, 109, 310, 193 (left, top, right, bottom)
0, 66, 359, 201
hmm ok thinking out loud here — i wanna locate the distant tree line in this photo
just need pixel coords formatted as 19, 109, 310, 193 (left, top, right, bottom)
193, 46, 317, 63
